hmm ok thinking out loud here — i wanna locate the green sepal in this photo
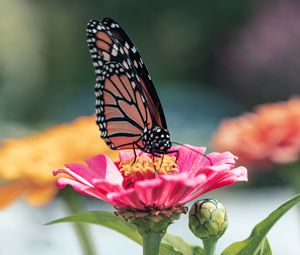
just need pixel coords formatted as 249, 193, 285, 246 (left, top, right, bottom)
221, 193, 300, 255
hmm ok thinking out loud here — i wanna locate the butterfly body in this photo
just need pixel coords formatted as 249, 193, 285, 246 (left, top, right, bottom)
141, 126, 171, 154
87, 18, 171, 155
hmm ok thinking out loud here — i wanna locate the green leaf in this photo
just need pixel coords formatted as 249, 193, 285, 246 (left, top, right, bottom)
47, 211, 203, 255
255, 237, 272, 255
160, 243, 184, 255
222, 193, 300, 255
163, 234, 204, 255
47, 211, 142, 244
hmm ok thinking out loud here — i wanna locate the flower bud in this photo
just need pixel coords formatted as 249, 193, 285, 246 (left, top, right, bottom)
189, 199, 228, 240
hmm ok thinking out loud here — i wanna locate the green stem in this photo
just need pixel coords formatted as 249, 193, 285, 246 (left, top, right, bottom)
60, 187, 96, 255
202, 238, 217, 255
142, 231, 163, 255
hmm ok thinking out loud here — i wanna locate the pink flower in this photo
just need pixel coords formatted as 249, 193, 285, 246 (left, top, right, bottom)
53, 145, 247, 210
212, 98, 300, 166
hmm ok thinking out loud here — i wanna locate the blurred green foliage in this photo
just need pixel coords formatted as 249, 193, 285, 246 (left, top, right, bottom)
0, 0, 299, 143
0, 0, 260, 125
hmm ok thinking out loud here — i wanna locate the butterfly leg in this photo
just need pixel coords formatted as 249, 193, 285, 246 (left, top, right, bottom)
158, 153, 165, 169
132, 145, 137, 165
163, 149, 179, 162
151, 152, 162, 176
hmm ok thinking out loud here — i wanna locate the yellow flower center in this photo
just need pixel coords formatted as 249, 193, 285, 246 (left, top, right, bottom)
119, 155, 178, 188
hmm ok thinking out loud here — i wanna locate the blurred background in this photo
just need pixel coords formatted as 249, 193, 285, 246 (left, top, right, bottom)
1, 0, 300, 254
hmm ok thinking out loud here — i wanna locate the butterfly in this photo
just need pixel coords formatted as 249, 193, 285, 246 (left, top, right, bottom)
86, 18, 172, 156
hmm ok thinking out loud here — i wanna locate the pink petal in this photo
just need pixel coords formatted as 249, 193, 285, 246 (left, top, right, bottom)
85, 154, 123, 185
54, 167, 94, 187
171, 144, 207, 173
159, 175, 197, 207
180, 166, 248, 203
133, 178, 163, 207
205, 166, 248, 189
206, 151, 237, 166
134, 174, 197, 208
56, 177, 108, 201
107, 189, 145, 209
189, 151, 239, 177
92, 180, 123, 194
54, 157, 124, 196
166, 174, 210, 205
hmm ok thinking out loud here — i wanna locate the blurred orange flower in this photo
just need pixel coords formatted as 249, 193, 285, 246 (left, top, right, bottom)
211, 97, 300, 166
0, 115, 117, 209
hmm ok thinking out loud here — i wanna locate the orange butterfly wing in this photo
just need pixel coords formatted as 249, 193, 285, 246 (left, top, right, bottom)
95, 62, 152, 149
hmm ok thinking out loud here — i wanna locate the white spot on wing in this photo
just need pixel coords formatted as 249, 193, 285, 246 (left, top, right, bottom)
112, 49, 118, 56
102, 51, 110, 61
113, 44, 119, 51
122, 61, 129, 69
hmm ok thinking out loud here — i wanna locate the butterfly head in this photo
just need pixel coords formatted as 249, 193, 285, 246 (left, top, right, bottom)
141, 126, 171, 154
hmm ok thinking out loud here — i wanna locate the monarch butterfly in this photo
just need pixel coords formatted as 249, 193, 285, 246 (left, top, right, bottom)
86, 18, 172, 156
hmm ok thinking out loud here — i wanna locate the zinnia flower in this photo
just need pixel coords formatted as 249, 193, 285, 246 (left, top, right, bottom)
212, 97, 300, 166
54, 145, 247, 210
0, 115, 117, 208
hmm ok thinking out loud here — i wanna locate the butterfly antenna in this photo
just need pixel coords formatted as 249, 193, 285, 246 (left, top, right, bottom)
171, 141, 213, 166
